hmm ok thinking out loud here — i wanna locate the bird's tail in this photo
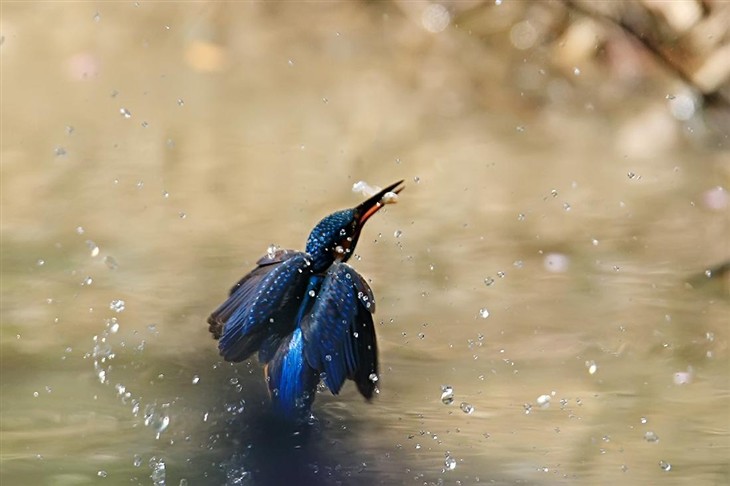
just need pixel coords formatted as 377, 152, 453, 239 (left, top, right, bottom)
264, 327, 319, 420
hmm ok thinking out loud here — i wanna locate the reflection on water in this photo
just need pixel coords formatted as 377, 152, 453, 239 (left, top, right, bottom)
2, 2, 729, 486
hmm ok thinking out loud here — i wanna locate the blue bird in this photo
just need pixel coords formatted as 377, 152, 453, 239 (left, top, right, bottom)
208, 180, 404, 419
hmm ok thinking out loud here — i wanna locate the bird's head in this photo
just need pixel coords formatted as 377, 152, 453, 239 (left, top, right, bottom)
305, 180, 404, 272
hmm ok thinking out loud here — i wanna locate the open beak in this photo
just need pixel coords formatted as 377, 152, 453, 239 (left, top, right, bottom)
355, 180, 405, 226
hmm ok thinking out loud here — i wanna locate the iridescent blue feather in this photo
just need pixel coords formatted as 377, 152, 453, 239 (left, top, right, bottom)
209, 251, 313, 362
266, 328, 318, 417
301, 262, 378, 398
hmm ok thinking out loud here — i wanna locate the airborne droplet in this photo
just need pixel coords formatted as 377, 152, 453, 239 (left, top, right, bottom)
109, 299, 126, 313
459, 402, 474, 414
440, 385, 454, 405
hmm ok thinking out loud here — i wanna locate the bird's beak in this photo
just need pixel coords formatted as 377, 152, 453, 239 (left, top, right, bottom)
356, 180, 405, 226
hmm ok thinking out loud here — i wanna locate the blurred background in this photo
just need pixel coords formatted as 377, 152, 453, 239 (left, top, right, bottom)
1, 1, 728, 485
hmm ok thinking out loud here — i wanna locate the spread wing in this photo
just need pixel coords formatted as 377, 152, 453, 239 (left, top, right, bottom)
300, 262, 379, 399
207, 250, 313, 362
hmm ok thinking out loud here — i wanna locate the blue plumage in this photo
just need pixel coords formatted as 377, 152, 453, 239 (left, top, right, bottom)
301, 263, 377, 397
207, 181, 403, 419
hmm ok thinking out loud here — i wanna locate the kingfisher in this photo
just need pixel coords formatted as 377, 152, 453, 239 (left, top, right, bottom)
208, 180, 404, 420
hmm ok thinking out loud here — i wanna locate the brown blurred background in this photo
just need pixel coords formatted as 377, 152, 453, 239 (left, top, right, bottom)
2, 2, 728, 485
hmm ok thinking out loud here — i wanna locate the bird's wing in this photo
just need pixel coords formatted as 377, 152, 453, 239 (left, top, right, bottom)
300, 262, 379, 399
208, 251, 313, 362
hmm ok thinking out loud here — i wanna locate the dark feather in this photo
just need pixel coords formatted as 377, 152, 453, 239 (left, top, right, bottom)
300, 262, 378, 398
208, 251, 313, 362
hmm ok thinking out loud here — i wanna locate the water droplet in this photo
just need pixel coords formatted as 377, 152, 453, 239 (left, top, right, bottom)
440, 385, 454, 405
192, 375, 200, 384
141, 121, 149, 128
394, 229, 402, 238
36, 259, 45, 266
484, 277, 495, 286
586, 360, 598, 375
97, 470, 107, 478
460, 402, 474, 414
516, 125, 525, 132
497, 271, 505, 278
54, 146, 67, 157
644, 431, 659, 443
109, 299, 126, 313
133, 454, 142, 467
413, 176, 421, 183
33, 391, 39, 398
544, 253, 570, 272
267, 244, 279, 259
517, 213, 525, 221
668, 92, 696, 121
563, 202, 571, 211
66, 125, 75, 135
120, 107, 132, 118
640, 416, 648, 424
659, 460, 671, 472
162, 191, 169, 198
178, 212, 187, 219
369, 373, 379, 383
86, 240, 100, 257
81, 276, 93, 286
92, 338, 112, 359
673, 368, 693, 385
536, 394, 551, 408
109, 321, 120, 333
177, 98, 184, 106
478, 308, 490, 319
325, 354, 332, 362
444, 454, 457, 471
104, 256, 119, 269
154, 415, 170, 439
150, 458, 167, 485
573, 67, 581, 76
308, 290, 316, 297
591, 238, 599, 246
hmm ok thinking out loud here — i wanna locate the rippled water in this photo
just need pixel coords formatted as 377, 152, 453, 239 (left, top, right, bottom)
2, 3, 728, 486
